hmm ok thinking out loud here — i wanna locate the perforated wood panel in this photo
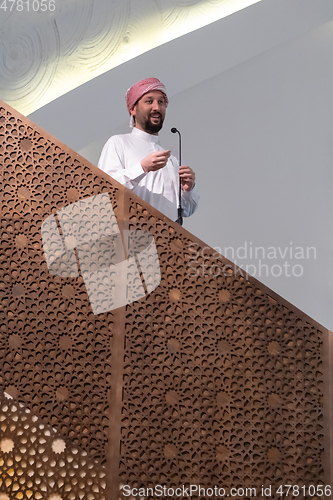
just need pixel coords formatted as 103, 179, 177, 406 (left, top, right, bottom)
0, 100, 332, 500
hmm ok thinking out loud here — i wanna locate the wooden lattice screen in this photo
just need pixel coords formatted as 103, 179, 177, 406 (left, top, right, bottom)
0, 99, 332, 500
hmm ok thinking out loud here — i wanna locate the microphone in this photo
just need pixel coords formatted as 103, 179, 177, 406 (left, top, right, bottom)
171, 127, 183, 226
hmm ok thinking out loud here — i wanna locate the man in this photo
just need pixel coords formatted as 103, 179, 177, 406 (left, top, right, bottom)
98, 77, 199, 222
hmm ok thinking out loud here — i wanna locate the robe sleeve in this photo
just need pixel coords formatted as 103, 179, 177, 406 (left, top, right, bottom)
181, 184, 200, 217
98, 136, 146, 190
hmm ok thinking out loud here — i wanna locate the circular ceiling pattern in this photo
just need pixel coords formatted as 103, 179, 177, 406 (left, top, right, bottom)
0, 20, 60, 106
0, 0, 261, 115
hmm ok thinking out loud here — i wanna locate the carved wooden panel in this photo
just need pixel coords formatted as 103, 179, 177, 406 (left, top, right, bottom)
0, 100, 331, 500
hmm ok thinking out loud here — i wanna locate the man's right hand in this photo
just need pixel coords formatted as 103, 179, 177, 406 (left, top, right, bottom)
141, 150, 171, 172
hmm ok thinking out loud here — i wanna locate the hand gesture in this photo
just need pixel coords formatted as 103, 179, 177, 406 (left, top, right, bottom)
141, 150, 171, 172
179, 165, 195, 191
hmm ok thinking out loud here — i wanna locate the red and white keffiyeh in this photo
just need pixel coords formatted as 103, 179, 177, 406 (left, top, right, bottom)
126, 77, 168, 115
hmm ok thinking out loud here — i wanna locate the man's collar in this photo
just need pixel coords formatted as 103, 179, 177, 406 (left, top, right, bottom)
131, 127, 159, 144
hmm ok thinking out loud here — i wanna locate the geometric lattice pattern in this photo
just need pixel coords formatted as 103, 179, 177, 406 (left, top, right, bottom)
0, 390, 106, 500
120, 248, 327, 498
0, 99, 331, 500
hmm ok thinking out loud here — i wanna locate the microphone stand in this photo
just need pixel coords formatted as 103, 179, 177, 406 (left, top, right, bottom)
171, 127, 183, 226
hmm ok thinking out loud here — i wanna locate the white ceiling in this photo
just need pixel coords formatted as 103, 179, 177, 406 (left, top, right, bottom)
0, 0, 260, 115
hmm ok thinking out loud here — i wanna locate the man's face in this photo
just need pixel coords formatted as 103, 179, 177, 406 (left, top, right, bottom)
131, 90, 166, 135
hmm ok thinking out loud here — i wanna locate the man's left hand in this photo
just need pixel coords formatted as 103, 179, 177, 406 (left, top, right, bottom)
179, 165, 195, 191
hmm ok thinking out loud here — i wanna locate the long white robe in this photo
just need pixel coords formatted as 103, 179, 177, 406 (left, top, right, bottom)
98, 127, 199, 221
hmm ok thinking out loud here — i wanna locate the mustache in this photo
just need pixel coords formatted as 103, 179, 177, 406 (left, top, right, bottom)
149, 112, 162, 119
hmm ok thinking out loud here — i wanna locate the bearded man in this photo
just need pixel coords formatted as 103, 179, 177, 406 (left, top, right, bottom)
98, 77, 199, 222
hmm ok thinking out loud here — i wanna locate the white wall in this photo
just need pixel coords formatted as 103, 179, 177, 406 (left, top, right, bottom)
29, 0, 333, 330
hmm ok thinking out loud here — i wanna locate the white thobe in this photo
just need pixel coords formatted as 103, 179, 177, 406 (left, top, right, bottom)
98, 128, 199, 221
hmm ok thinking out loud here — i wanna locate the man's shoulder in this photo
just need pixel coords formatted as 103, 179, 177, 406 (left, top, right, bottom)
107, 132, 132, 143
102, 132, 132, 151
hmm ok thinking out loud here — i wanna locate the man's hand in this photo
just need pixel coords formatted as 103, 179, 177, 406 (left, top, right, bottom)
141, 150, 171, 172
179, 165, 195, 191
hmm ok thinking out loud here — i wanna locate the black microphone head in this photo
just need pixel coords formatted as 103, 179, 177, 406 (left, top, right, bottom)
171, 127, 178, 133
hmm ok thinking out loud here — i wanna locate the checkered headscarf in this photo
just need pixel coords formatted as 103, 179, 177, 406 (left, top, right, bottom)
126, 77, 168, 115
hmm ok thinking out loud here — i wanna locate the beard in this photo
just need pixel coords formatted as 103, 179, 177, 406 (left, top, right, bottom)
143, 113, 164, 134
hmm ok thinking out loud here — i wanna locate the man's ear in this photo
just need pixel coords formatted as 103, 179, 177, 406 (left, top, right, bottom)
130, 106, 136, 125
